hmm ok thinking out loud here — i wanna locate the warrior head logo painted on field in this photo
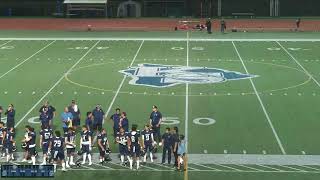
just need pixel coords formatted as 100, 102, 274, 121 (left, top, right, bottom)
119, 64, 258, 88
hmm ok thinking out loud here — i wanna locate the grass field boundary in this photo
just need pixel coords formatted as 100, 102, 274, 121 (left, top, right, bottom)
0, 40, 12, 47
0, 40, 56, 79
14, 40, 101, 128
232, 41, 286, 155
1, 38, 320, 42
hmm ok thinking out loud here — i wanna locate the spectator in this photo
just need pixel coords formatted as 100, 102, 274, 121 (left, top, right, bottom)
110, 108, 121, 138
119, 112, 129, 132
5, 104, 15, 129
68, 100, 81, 129
205, 18, 212, 34
150, 105, 162, 144
39, 101, 56, 128
296, 18, 301, 31
61, 107, 73, 133
220, 19, 226, 33
161, 127, 172, 165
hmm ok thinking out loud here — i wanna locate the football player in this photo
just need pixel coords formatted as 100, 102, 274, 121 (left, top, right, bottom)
51, 130, 66, 172
22, 125, 36, 165
80, 125, 92, 165
4, 127, 15, 162
128, 125, 141, 170
0, 122, 6, 158
116, 127, 129, 166
39, 124, 53, 165
141, 124, 155, 163
97, 128, 110, 164
149, 105, 162, 145
65, 127, 76, 167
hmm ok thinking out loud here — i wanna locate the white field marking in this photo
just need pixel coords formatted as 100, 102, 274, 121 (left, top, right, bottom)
2, 38, 320, 42
93, 162, 114, 170
104, 40, 144, 123
298, 165, 320, 171
214, 164, 242, 171
193, 163, 222, 171
153, 163, 175, 170
232, 41, 286, 155
82, 165, 95, 170
0, 40, 56, 79
0, 40, 12, 47
188, 166, 200, 170
142, 165, 161, 171
256, 164, 283, 171
277, 41, 320, 88
185, 31, 189, 153
15, 41, 100, 128
224, 150, 228, 154
302, 151, 306, 155
236, 164, 264, 172
279, 165, 305, 171
109, 161, 130, 169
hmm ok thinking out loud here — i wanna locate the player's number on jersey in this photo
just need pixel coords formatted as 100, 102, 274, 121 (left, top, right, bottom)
54, 140, 62, 147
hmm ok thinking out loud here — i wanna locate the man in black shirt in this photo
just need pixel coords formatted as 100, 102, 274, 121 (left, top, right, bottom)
171, 127, 179, 167
205, 18, 212, 34
39, 101, 56, 128
5, 104, 15, 128
161, 127, 172, 164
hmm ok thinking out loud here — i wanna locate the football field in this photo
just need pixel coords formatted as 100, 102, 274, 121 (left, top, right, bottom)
1, 31, 320, 180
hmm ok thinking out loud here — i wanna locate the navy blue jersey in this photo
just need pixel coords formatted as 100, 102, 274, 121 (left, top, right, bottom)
5, 130, 14, 145
110, 113, 121, 128
92, 108, 104, 124
129, 131, 140, 146
27, 131, 36, 147
39, 105, 56, 120
0, 127, 6, 140
116, 132, 128, 146
39, 112, 50, 125
81, 130, 91, 145
162, 132, 172, 147
141, 130, 153, 145
52, 136, 65, 151
150, 111, 162, 126
40, 128, 53, 143
97, 133, 108, 148
65, 131, 76, 148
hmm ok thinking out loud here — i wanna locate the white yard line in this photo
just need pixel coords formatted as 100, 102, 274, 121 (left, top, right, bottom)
0, 40, 12, 47
256, 164, 283, 171
142, 165, 161, 171
81, 165, 95, 170
0, 40, 56, 79
109, 161, 130, 169
104, 40, 144, 121
277, 41, 320, 88
298, 165, 320, 171
15, 40, 100, 128
279, 165, 305, 172
213, 164, 242, 171
232, 41, 286, 155
236, 164, 264, 172
153, 163, 175, 169
185, 31, 189, 153
193, 163, 222, 171
93, 162, 115, 170
1, 38, 320, 42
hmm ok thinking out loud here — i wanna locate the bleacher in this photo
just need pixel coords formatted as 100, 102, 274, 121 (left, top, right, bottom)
64, 0, 108, 17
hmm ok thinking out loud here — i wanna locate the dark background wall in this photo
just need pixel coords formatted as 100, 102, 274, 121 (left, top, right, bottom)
0, 0, 319, 17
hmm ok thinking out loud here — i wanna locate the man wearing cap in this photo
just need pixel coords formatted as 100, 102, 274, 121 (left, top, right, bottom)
39, 101, 56, 128
150, 105, 162, 144
119, 112, 129, 132
68, 100, 81, 129
110, 108, 121, 138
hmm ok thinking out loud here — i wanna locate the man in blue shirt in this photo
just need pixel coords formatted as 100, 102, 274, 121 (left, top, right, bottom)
39, 101, 56, 128
61, 107, 73, 133
5, 104, 15, 129
110, 108, 121, 139
149, 105, 162, 144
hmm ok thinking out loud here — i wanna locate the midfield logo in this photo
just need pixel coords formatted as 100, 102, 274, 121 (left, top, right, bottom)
119, 64, 258, 88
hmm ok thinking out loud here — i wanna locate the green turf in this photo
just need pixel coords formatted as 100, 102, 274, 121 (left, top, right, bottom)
1, 31, 320, 179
